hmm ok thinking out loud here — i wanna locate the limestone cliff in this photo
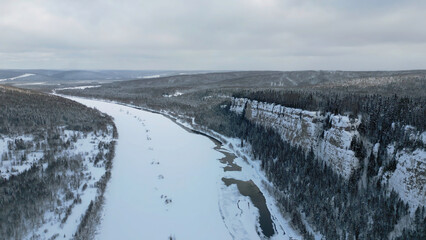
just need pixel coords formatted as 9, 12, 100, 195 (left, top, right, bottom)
230, 97, 425, 208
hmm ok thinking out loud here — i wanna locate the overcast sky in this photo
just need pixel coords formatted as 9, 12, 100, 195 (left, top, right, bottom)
1, 0, 425, 71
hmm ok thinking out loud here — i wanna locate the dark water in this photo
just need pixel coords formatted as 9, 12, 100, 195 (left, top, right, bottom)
218, 149, 242, 172
222, 178, 275, 238
213, 143, 242, 172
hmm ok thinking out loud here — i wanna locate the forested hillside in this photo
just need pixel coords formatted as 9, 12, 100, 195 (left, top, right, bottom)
0, 85, 117, 239
0, 86, 112, 135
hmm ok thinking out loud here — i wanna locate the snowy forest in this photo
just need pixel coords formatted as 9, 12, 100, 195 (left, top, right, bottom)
0, 86, 117, 239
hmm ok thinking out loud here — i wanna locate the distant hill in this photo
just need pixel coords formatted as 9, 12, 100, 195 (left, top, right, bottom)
0, 69, 201, 86
57, 70, 426, 97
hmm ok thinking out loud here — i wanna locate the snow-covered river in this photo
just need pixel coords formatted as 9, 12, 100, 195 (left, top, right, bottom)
67, 96, 300, 240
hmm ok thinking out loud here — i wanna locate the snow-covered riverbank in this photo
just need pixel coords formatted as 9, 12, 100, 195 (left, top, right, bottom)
67, 96, 300, 240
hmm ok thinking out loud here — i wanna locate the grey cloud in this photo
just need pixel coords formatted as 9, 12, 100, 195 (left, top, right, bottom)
0, 0, 425, 70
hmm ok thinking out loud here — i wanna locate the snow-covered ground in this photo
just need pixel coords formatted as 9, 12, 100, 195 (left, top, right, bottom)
55, 85, 101, 91
385, 148, 426, 211
14, 82, 47, 86
67, 97, 301, 240
142, 74, 161, 79
218, 137, 318, 240
0, 124, 115, 239
0, 73, 35, 82
25, 128, 114, 239
0, 134, 43, 179
163, 91, 184, 97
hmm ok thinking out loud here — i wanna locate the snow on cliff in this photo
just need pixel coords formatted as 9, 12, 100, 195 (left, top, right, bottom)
230, 98, 360, 179
230, 97, 425, 209
387, 149, 426, 209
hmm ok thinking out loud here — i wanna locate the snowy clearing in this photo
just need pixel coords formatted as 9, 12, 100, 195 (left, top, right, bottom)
14, 82, 47, 86
142, 74, 161, 79
55, 85, 101, 91
163, 91, 184, 97
0, 73, 35, 82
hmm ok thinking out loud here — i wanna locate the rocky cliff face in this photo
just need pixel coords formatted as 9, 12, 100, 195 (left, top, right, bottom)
230, 97, 425, 208
230, 97, 361, 179
381, 133, 426, 209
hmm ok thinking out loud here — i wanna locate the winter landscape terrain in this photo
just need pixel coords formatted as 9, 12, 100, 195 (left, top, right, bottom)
1, 69, 425, 240
2, 0, 426, 239
55, 70, 425, 239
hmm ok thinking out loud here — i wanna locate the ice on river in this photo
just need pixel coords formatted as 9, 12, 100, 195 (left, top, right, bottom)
68, 97, 231, 240
68, 97, 300, 240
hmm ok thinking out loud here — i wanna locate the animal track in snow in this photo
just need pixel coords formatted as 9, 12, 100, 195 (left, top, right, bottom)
161, 195, 172, 205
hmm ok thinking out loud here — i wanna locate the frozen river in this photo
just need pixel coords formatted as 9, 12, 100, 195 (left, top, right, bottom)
67, 96, 299, 240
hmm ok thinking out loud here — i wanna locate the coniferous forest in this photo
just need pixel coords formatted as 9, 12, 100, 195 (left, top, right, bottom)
0, 86, 117, 239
